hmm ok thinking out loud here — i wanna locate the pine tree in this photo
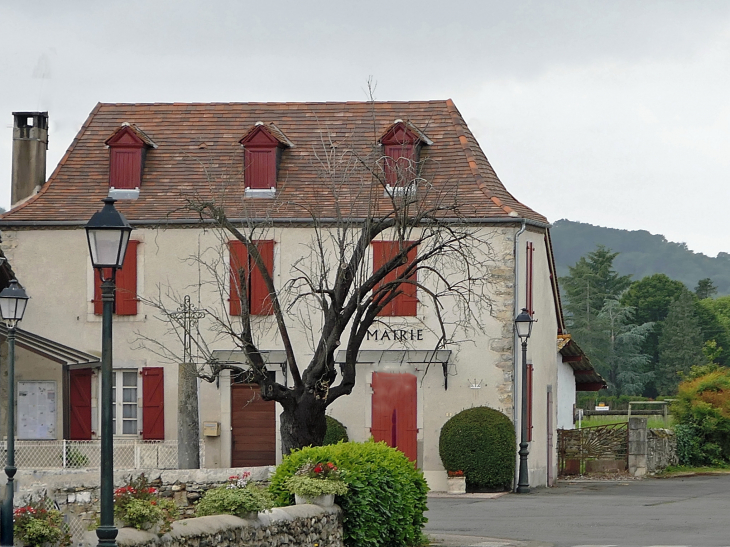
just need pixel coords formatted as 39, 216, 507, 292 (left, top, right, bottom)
695, 278, 718, 300
656, 292, 707, 395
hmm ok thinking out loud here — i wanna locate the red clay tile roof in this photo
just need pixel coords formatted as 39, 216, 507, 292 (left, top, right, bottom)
1, 100, 547, 225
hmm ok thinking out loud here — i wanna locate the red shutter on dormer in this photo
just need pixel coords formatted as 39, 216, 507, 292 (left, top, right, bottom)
142, 367, 164, 440
92, 242, 138, 316
241, 126, 280, 190
384, 144, 414, 187
106, 126, 147, 189
229, 240, 274, 316
372, 241, 418, 317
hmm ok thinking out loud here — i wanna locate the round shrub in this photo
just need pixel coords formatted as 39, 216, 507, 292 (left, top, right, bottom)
270, 441, 428, 547
439, 406, 515, 489
323, 415, 349, 445
673, 368, 730, 466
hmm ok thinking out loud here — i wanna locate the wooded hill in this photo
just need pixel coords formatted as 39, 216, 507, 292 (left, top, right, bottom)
551, 219, 730, 296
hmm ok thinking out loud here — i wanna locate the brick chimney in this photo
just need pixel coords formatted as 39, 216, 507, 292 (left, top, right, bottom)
12, 111, 48, 206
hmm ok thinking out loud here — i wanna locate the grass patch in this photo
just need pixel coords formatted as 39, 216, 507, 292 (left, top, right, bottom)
655, 464, 730, 477
580, 415, 674, 429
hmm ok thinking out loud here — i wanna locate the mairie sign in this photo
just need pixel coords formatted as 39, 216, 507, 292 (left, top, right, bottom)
366, 328, 424, 342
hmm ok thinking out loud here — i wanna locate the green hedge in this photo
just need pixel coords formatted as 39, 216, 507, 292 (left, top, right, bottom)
439, 406, 515, 489
323, 415, 349, 445
270, 441, 428, 547
673, 368, 730, 466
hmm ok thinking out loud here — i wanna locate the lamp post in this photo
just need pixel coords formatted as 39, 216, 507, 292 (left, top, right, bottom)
85, 198, 132, 547
514, 307, 534, 494
0, 279, 29, 547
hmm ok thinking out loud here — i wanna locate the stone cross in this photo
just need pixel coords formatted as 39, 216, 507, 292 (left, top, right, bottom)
167, 295, 206, 363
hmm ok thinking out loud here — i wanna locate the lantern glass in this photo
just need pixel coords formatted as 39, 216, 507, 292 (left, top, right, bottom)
87, 228, 130, 269
0, 280, 29, 324
514, 308, 533, 340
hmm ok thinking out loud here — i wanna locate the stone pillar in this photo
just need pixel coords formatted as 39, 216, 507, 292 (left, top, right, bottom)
628, 417, 648, 477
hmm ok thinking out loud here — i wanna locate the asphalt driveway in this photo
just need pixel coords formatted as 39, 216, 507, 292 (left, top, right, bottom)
425, 474, 730, 547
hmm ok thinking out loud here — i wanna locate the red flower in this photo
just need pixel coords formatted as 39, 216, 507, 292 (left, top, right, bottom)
327, 462, 334, 469
313, 465, 323, 474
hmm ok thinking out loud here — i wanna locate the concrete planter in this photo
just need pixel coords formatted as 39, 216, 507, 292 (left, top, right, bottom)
446, 476, 466, 494
294, 493, 335, 507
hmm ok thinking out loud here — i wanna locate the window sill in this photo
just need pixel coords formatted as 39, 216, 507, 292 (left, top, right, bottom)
384, 184, 417, 200
245, 187, 277, 198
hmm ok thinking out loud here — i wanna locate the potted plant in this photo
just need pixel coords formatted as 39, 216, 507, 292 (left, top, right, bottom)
446, 469, 466, 494
14, 499, 71, 547
284, 460, 348, 506
113, 474, 177, 533
196, 472, 273, 519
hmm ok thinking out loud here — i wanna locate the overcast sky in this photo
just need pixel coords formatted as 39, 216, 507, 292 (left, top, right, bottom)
2, 0, 729, 257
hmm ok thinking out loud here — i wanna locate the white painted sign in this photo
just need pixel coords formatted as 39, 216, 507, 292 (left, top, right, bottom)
17, 381, 56, 440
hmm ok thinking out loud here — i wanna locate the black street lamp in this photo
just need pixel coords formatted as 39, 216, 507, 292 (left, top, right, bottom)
0, 279, 29, 547
85, 198, 132, 547
514, 307, 534, 494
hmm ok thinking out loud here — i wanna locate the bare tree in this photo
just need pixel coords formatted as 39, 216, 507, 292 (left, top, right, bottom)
136, 118, 497, 455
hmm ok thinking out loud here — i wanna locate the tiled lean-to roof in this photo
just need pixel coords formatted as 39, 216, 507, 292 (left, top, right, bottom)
1, 100, 547, 225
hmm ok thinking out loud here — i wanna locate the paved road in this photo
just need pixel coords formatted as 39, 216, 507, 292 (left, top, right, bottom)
425, 475, 730, 547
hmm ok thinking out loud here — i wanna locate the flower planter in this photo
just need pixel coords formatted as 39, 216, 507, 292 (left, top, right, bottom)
294, 493, 336, 507
447, 476, 466, 494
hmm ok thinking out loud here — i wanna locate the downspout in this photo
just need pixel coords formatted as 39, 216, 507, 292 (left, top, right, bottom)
512, 219, 527, 491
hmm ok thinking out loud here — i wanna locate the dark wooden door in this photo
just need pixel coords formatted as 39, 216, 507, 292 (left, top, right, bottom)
371, 372, 418, 462
231, 383, 276, 466
69, 369, 92, 440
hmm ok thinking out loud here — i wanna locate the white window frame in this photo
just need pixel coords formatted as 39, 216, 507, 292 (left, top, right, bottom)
96, 369, 142, 437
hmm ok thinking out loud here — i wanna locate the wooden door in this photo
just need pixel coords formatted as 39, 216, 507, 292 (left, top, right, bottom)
371, 372, 418, 462
231, 383, 276, 466
69, 369, 92, 440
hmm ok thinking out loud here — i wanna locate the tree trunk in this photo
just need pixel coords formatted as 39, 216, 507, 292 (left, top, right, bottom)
178, 361, 200, 468
279, 390, 329, 455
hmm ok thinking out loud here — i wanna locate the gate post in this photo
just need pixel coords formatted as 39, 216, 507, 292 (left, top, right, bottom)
628, 417, 648, 477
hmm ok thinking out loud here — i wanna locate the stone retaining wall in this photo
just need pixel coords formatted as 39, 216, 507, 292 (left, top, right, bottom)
78, 507, 343, 547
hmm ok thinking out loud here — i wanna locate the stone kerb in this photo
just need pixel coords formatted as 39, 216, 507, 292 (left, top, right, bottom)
76, 506, 343, 547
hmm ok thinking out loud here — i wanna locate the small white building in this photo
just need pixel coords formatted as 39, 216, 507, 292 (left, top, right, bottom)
0, 103, 602, 490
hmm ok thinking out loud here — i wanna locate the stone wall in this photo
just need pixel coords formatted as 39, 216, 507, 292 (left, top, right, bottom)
13, 467, 273, 536
77, 507, 342, 547
647, 429, 678, 473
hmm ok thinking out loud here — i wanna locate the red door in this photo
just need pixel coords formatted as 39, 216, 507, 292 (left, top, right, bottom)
371, 372, 418, 462
69, 369, 92, 440
231, 383, 276, 466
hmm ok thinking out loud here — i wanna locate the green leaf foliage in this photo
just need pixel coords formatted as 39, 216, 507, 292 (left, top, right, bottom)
196, 483, 273, 517
323, 415, 349, 445
673, 368, 730, 465
285, 475, 349, 497
438, 407, 515, 490
269, 441, 428, 547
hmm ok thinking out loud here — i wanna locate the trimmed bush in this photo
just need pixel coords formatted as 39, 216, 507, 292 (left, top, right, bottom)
673, 368, 730, 466
439, 406, 515, 489
323, 415, 349, 445
270, 441, 428, 547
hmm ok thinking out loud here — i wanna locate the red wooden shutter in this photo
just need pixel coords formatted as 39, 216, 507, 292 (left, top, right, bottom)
110, 148, 142, 189
229, 240, 274, 316
229, 240, 246, 316
249, 240, 274, 315
384, 144, 414, 187
142, 367, 164, 440
526, 241, 534, 316
245, 149, 277, 189
527, 363, 534, 442
373, 242, 417, 317
115, 241, 138, 315
69, 369, 93, 440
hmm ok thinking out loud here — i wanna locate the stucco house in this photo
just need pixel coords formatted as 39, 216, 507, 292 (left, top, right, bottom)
1, 103, 601, 490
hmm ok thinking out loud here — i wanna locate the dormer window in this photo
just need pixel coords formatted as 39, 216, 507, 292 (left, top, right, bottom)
239, 123, 292, 197
379, 120, 432, 197
104, 123, 156, 200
